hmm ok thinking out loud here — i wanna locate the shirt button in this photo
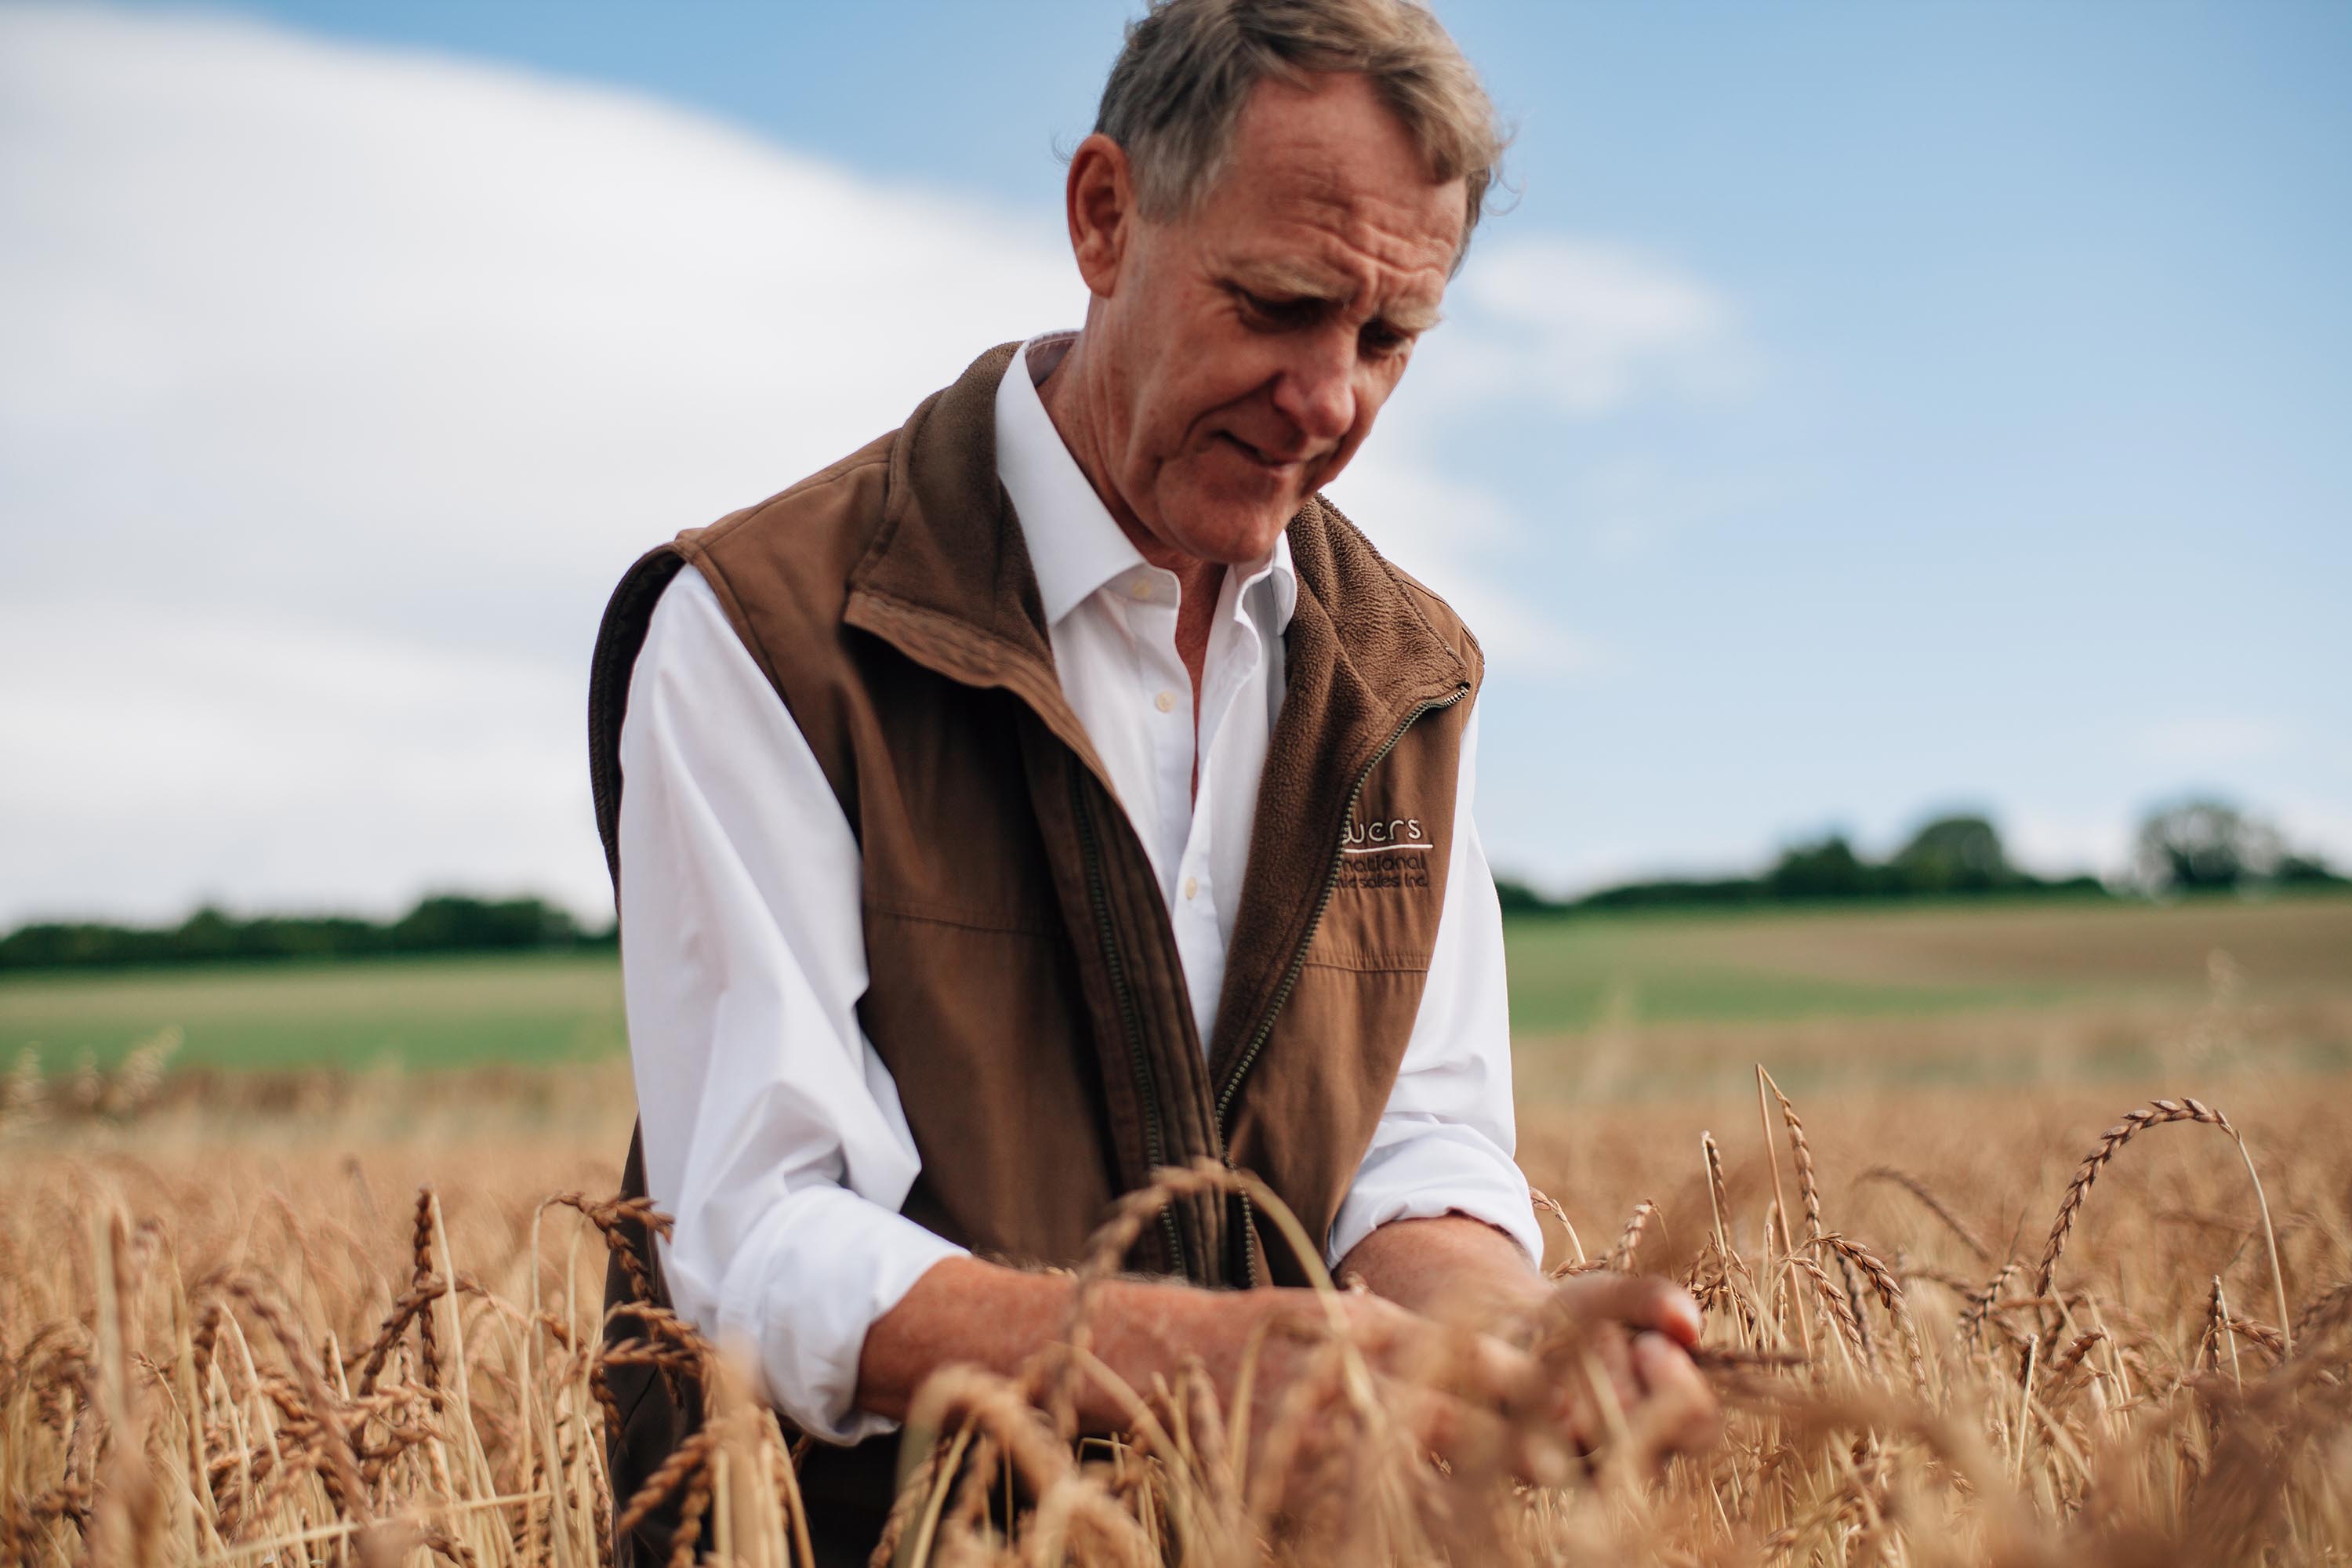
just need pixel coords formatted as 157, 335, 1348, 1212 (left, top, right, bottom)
1183, 876, 1199, 900
1154, 690, 1175, 713
1129, 579, 1153, 601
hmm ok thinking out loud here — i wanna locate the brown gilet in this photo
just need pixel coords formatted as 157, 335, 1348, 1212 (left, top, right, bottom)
587, 343, 1483, 1565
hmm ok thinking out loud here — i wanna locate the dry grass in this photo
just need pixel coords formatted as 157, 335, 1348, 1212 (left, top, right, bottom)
5, 1060, 2350, 1566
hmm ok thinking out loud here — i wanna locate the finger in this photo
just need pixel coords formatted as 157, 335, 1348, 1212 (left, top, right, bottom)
1400, 1382, 1573, 1487
1630, 1332, 1721, 1454
1551, 1273, 1704, 1347
1595, 1326, 1642, 1418
1548, 1340, 1625, 1458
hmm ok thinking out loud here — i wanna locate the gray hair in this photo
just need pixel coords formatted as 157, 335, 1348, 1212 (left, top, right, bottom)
1093, 0, 1508, 270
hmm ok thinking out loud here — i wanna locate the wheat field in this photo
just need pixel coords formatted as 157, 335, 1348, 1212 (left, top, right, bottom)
4, 1043, 2350, 1565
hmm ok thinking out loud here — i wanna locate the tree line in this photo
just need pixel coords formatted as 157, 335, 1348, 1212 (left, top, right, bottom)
2, 799, 2341, 973
0, 895, 615, 973
1498, 797, 2347, 916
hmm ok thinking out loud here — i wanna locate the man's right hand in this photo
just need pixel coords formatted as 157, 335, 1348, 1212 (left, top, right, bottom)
1226, 1275, 1717, 1489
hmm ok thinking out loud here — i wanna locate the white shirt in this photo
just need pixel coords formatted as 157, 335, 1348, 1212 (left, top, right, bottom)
617, 334, 1538, 1446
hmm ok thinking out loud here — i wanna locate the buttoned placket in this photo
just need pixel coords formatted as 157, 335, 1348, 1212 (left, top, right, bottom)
1107, 564, 1189, 902
1098, 558, 1283, 1043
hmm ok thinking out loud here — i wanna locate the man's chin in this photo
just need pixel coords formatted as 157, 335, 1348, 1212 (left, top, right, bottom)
1167, 513, 1296, 567
1154, 479, 1305, 565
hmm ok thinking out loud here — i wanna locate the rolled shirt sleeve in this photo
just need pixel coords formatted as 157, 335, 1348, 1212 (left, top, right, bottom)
1326, 705, 1545, 1270
616, 564, 965, 1444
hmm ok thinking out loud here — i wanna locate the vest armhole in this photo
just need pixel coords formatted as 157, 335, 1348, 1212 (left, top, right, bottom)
587, 546, 692, 893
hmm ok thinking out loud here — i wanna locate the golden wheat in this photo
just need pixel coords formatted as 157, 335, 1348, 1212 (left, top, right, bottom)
3, 1067, 2348, 1566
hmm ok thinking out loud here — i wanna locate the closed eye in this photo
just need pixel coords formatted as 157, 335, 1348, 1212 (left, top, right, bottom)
1232, 285, 1327, 330
1228, 281, 1428, 358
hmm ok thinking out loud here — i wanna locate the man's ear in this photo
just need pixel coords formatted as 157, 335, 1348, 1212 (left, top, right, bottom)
1065, 132, 1136, 299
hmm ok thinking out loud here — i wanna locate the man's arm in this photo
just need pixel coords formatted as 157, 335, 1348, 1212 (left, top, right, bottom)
855, 1252, 1566, 1475
855, 1258, 1271, 1426
856, 1233, 1710, 1468
618, 564, 967, 1443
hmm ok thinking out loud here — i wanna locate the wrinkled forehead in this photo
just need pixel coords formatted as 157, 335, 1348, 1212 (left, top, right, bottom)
1189, 74, 1468, 297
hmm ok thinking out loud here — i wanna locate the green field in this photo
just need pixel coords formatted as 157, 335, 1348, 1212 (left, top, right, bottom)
0, 949, 626, 1073
3, 895, 2346, 1083
1504, 891, 2352, 1029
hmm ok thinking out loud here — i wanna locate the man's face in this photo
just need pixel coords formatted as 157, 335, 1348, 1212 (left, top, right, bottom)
1087, 73, 1466, 566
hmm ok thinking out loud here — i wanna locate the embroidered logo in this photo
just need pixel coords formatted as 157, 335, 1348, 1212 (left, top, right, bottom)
1341, 815, 1429, 855
1336, 811, 1434, 891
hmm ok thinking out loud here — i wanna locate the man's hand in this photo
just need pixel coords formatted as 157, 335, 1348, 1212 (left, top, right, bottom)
1334, 1214, 1719, 1466
1517, 1269, 1719, 1463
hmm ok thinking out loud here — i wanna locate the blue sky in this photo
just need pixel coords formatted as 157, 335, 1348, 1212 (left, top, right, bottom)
2, 1, 2347, 920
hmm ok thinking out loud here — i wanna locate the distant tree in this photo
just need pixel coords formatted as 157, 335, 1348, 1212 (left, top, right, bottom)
1765, 834, 1882, 899
2275, 851, 2349, 888
2133, 797, 2284, 892
390, 895, 581, 953
1890, 814, 2013, 894
175, 906, 240, 961
1492, 877, 1566, 916
1577, 876, 1765, 910
0, 892, 609, 972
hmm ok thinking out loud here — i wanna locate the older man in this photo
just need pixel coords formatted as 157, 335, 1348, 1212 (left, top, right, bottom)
587, 1, 1713, 1560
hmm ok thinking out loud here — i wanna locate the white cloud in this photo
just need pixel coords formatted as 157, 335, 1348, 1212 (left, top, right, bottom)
0, 4, 1733, 924
0, 3, 1087, 922
0, 600, 584, 920
1416, 237, 1746, 416
1323, 236, 1746, 680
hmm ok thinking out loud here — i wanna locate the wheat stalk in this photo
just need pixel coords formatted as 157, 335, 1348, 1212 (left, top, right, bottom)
1761, 1066, 1871, 1355
2035, 1097, 2291, 1355
1858, 1166, 1993, 1262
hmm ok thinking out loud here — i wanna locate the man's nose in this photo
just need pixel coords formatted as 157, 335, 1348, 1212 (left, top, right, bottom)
1271, 329, 1358, 446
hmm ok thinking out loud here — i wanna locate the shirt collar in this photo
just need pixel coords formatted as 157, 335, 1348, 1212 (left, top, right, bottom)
995, 332, 1296, 634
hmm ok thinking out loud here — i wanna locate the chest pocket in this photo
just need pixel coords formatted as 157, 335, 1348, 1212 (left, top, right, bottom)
1305, 771, 1454, 974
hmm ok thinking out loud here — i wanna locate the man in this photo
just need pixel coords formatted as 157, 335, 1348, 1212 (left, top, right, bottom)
587, 2, 1715, 1561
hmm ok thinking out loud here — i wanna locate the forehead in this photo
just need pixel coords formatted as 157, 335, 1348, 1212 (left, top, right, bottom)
1188, 73, 1465, 302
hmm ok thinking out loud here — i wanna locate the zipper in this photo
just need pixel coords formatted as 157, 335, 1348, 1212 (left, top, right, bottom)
1213, 681, 1472, 1288
1069, 767, 1190, 1279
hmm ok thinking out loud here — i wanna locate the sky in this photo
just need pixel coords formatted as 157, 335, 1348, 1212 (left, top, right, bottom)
2, 0, 2347, 926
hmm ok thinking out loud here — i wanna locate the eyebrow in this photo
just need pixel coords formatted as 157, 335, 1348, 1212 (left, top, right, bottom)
1228, 260, 1444, 336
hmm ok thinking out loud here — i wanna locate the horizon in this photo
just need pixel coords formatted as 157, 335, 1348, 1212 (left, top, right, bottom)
4, 794, 2325, 931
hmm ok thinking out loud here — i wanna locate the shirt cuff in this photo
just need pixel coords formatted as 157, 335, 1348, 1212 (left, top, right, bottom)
1327, 1117, 1544, 1272
706, 1184, 968, 1445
